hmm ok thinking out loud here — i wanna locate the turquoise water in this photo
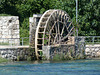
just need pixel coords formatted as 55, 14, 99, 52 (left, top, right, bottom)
0, 59, 100, 75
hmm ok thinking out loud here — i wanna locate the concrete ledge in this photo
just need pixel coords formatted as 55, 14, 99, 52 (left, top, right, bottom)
0, 46, 29, 49
86, 44, 100, 47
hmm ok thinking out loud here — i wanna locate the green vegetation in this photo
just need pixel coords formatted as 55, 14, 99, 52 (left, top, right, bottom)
0, 14, 11, 16
52, 48, 86, 61
17, 47, 36, 61
42, 56, 47, 60
20, 37, 29, 45
0, 0, 99, 37
52, 53, 74, 61
0, 57, 8, 63
52, 53, 85, 61
0, 42, 9, 45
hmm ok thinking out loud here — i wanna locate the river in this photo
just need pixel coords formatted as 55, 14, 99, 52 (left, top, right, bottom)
0, 59, 100, 75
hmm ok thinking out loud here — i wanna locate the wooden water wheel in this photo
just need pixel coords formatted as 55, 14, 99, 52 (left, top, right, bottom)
35, 9, 74, 59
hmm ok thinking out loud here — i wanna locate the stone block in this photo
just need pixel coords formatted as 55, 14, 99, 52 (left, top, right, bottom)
42, 46, 50, 60
6, 35, 11, 38
95, 48, 99, 51
13, 36, 17, 38
2, 25, 7, 28
67, 36, 75, 45
17, 35, 20, 38
2, 35, 6, 38
15, 20, 19, 24
2, 31, 6, 34
1, 51, 4, 55
96, 52, 100, 57
14, 31, 19, 34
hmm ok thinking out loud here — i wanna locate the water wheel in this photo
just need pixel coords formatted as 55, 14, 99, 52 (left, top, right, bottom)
35, 9, 74, 59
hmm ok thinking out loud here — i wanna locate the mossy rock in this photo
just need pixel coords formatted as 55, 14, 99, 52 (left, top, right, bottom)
0, 57, 8, 63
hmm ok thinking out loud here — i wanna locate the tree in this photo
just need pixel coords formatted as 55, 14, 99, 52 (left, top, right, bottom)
0, 0, 100, 37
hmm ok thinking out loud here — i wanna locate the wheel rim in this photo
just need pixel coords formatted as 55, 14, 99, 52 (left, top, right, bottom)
35, 9, 74, 59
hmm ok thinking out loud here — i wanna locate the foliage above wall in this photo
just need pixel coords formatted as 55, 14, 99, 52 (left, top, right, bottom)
0, 0, 100, 37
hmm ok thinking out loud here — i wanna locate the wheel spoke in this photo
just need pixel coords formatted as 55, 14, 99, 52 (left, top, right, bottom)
57, 27, 74, 43
61, 24, 66, 36
35, 9, 74, 59
57, 21, 61, 43
53, 24, 58, 44
48, 21, 57, 45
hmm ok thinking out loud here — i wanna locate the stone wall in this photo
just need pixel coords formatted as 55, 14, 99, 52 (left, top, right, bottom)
42, 45, 84, 60
0, 16, 20, 45
0, 46, 34, 60
29, 17, 34, 47
75, 36, 85, 55
75, 37, 100, 58
85, 44, 100, 58
29, 14, 42, 47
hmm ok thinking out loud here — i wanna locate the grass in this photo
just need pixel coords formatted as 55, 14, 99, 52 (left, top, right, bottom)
52, 53, 74, 61
20, 38, 29, 45
0, 42, 9, 45
0, 57, 8, 63
0, 14, 11, 16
